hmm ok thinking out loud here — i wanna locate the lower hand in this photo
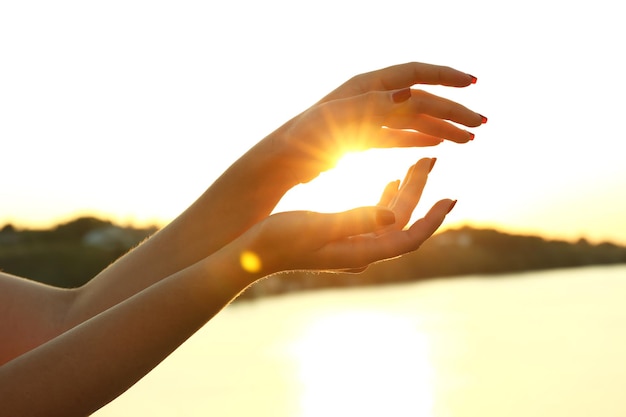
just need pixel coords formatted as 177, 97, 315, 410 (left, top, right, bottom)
223, 158, 455, 277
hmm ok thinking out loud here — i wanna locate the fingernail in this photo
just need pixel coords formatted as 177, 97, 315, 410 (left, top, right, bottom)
468, 74, 478, 84
429, 157, 437, 173
468, 132, 475, 141
376, 209, 396, 226
446, 200, 457, 214
479, 114, 488, 124
391, 88, 412, 104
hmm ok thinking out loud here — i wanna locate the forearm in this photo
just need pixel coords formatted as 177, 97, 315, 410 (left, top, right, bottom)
66, 131, 297, 326
0, 160, 455, 415
0, 250, 256, 417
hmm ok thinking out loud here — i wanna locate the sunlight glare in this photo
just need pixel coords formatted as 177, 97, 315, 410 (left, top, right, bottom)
276, 148, 428, 215
288, 310, 435, 417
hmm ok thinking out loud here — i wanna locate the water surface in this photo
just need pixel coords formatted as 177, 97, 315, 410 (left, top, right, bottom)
94, 265, 626, 417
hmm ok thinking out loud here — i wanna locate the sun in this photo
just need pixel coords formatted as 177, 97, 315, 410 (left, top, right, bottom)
274, 147, 440, 216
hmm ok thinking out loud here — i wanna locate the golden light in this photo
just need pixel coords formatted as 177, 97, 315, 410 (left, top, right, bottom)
276, 148, 431, 215
240, 250, 262, 273
289, 310, 435, 417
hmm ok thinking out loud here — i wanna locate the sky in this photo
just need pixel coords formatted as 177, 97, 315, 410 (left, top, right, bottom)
1, 0, 625, 245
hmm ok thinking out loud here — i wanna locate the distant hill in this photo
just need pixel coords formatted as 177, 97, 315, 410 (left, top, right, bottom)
1, 218, 624, 296
244, 226, 626, 298
0, 217, 156, 288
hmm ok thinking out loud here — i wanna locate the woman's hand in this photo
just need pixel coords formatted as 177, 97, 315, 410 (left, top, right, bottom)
326, 156, 440, 274
56, 62, 480, 331
275, 62, 486, 183
230, 201, 454, 277
223, 157, 454, 277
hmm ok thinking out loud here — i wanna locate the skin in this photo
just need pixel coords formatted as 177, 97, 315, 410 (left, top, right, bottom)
0, 62, 484, 416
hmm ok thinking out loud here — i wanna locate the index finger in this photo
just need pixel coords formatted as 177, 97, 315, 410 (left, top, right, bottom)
363, 62, 476, 89
322, 62, 476, 102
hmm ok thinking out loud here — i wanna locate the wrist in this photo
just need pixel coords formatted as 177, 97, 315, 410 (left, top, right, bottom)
264, 121, 332, 185
258, 132, 303, 188
235, 130, 303, 191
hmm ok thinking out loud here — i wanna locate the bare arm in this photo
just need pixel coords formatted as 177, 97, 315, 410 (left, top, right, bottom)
0, 159, 454, 416
0, 248, 250, 417
0, 137, 296, 364
0, 273, 74, 365
64, 136, 298, 325
1, 62, 485, 364
67, 62, 483, 320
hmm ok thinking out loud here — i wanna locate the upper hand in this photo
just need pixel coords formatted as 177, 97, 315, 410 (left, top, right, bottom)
276, 62, 486, 183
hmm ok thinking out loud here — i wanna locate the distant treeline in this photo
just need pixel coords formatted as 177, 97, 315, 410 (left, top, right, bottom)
1, 218, 625, 298
245, 227, 626, 298
0, 217, 156, 288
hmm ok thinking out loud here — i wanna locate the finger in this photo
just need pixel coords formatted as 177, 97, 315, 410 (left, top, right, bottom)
392, 89, 484, 128
318, 89, 482, 148
363, 62, 476, 88
322, 62, 476, 102
390, 158, 433, 227
377, 180, 400, 207
353, 198, 456, 261
315, 199, 456, 269
404, 199, 457, 246
376, 128, 444, 148
385, 114, 475, 143
387, 162, 417, 210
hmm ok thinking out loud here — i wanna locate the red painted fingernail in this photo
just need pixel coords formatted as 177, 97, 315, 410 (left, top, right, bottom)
446, 200, 457, 214
429, 157, 437, 173
391, 88, 412, 103
480, 114, 488, 124
376, 209, 396, 226
469, 74, 478, 84
468, 132, 475, 141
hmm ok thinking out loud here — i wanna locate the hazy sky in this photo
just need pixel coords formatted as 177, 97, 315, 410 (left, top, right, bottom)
2, 0, 625, 245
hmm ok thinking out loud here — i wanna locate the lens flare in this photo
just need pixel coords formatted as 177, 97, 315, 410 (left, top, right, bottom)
240, 250, 262, 273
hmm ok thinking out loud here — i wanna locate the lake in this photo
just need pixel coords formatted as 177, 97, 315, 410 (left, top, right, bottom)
93, 264, 626, 417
